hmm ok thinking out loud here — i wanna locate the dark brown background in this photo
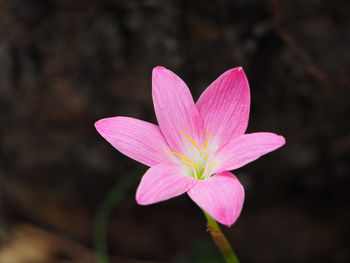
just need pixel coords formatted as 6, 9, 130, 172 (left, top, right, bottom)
0, 0, 349, 262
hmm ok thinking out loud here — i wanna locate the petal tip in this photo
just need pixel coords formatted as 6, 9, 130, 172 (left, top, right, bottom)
229, 66, 244, 73
277, 134, 286, 146
152, 66, 172, 82
225, 66, 247, 79
94, 119, 104, 132
94, 117, 117, 133
221, 219, 235, 227
135, 195, 147, 206
153, 66, 166, 74
135, 188, 149, 206
236, 66, 247, 77
206, 209, 242, 227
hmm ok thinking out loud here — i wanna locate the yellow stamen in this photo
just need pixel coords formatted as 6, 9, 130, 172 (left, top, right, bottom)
181, 161, 200, 167
203, 163, 217, 168
180, 131, 200, 151
165, 151, 193, 163
200, 130, 210, 156
203, 154, 209, 160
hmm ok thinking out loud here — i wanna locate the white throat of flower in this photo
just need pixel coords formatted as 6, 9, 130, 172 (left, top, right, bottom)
166, 130, 217, 180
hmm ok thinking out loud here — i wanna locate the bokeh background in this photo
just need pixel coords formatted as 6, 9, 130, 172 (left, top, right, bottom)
0, 0, 349, 262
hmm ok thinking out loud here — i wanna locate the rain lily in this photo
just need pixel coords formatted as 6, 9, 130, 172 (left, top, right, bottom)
95, 66, 285, 226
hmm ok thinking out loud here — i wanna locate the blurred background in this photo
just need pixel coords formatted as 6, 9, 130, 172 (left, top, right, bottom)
0, 0, 349, 262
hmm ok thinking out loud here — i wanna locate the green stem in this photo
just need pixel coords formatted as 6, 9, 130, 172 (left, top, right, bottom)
94, 175, 139, 263
203, 211, 240, 263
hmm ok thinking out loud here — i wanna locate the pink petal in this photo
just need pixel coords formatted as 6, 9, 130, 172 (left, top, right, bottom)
196, 67, 250, 147
215, 132, 286, 173
95, 116, 171, 167
152, 66, 203, 154
136, 162, 197, 205
187, 172, 244, 226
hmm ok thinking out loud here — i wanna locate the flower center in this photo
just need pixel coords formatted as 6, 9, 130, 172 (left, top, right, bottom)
166, 130, 217, 180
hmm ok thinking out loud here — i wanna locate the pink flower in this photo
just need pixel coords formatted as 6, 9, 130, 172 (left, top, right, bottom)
95, 66, 285, 226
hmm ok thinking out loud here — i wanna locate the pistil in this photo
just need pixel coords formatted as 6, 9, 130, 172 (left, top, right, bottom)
165, 130, 218, 180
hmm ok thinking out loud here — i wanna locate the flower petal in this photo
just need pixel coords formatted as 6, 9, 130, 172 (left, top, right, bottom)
136, 162, 197, 205
187, 171, 244, 226
196, 67, 250, 147
152, 66, 203, 154
215, 132, 286, 173
95, 116, 171, 167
